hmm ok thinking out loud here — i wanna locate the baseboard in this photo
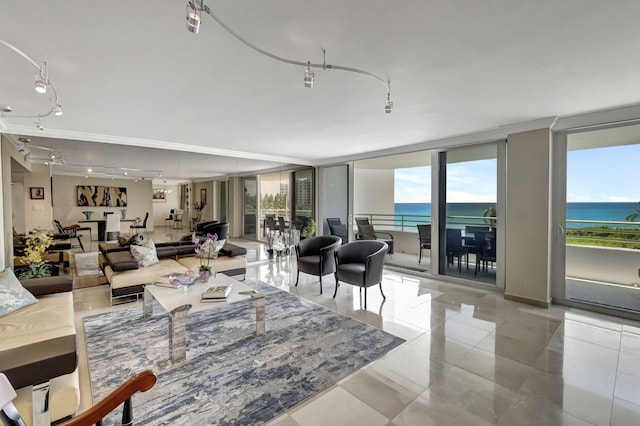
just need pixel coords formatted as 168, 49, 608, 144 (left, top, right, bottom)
504, 293, 550, 308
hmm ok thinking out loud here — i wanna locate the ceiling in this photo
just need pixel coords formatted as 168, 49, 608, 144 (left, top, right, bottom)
2, 1, 640, 181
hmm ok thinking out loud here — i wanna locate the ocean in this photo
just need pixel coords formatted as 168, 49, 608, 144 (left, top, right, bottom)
394, 202, 638, 230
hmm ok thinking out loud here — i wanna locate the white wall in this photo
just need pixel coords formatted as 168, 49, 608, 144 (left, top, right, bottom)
505, 128, 552, 305
11, 183, 25, 234
24, 164, 53, 231
151, 185, 181, 227
52, 175, 153, 231
354, 168, 395, 220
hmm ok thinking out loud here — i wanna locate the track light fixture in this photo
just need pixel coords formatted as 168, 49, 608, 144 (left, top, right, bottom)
35, 62, 48, 94
185, 1, 393, 113
186, 1, 202, 34
1, 39, 65, 125
304, 62, 314, 88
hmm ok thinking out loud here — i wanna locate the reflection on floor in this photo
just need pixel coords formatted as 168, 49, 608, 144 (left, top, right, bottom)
71, 226, 640, 426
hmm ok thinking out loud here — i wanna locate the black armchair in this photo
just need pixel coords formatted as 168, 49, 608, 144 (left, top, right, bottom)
354, 217, 394, 254
129, 212, 149, 238
197, 222, 228, 240
333, 240, 388, 309
417, 224, 431, 264
295, 235, 342, 294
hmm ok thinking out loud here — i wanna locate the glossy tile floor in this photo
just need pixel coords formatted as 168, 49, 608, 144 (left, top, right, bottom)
72, 229, 640, 426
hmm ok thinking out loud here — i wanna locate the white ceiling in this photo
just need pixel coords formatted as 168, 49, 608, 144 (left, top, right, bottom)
2, 1, 640, 181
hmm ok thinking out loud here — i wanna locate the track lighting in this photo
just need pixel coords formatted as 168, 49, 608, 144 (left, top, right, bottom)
184, 2, 393, 113
304, 62, 314, 88
1, 40, 65, 121
186, 1, 202, 34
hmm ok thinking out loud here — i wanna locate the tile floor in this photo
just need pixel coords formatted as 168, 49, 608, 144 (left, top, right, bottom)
71, 228, 640, 425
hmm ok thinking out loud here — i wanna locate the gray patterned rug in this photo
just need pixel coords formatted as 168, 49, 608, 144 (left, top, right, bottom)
84, 281, 405, 425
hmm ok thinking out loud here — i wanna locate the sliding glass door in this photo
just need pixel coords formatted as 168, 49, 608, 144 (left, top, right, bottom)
438, 144, 500, 285
243, 177, 257, 239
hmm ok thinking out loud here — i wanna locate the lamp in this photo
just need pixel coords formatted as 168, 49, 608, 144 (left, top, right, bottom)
185, 2, 393, 113
34, 63, 48, 93
304, 62, 314, 88
52, 103, 63, 116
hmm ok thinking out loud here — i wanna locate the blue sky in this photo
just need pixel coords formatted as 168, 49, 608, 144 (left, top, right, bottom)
394, 144, 640, 203
567, 144, 640, 202
395, 159, 497, 203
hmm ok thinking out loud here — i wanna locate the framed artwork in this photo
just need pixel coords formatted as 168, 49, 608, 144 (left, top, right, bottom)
77, 186, 127, 206
200, 188, 207, 205
153, 189, 166, 203
30, 187, 45, 200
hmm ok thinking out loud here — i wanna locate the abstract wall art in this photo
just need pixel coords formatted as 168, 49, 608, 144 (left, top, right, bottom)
77, 186, 127, 207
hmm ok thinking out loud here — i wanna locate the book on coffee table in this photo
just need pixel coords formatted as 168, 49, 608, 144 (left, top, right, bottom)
202, 284, 232, 300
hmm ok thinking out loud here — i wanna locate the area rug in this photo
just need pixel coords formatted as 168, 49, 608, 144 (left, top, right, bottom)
84, 281, 405, 425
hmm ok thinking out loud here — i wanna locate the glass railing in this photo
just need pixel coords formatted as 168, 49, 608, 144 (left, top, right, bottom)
566, 219, 640, 250
355, 213, 493, 232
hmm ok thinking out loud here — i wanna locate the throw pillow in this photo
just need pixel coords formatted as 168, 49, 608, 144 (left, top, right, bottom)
196, 239, 226, 259
0, 268, 38, 318
130, 239, 159, 268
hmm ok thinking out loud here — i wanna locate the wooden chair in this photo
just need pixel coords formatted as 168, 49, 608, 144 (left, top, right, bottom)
0, 370, 156, 426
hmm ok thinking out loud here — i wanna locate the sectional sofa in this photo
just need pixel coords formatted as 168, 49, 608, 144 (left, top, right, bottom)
99, 241, 247, 304
0, 274, 79, 425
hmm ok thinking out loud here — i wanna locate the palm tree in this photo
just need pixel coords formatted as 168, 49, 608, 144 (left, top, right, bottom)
626, 201, 640, 222
483, 206, 497, 229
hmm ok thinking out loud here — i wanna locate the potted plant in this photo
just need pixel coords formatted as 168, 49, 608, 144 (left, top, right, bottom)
17, 228, 54, 280
194, 233, 224, 282
303, 219, 317, 238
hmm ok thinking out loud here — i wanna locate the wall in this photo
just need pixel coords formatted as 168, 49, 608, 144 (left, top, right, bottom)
504, 128, 552, 305
354, 168, 395, 219
23, 164, 53, 232
11, 183, 25, 234
151, 185, 181, 227
52, 175, 153, 235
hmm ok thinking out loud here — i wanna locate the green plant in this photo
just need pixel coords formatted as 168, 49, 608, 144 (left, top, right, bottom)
483, 206, 497, 228
626, 201, 640, 222
17, 228, 54, 279
303, 219, 316, 238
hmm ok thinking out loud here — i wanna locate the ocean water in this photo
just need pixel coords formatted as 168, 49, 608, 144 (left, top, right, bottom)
394, 202, 638, 230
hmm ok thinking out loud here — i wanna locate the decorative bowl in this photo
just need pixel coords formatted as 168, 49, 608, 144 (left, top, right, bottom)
170, 273, 198, 293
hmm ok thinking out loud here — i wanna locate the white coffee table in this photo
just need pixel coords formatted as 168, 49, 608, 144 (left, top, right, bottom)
143, 273, 265, 363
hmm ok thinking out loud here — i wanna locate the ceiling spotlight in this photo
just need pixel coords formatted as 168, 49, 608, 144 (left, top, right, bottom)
35, 121, 44, 131
44, 161, 49, 166
52, 103, 63, 116
0, 105, 12, 113
87, 168, 92, 173
304, 62, 314, 88
385, 93, 393, 114
186, 1, 202, 34
34, 62, 48, 94
124, 172, 128, 176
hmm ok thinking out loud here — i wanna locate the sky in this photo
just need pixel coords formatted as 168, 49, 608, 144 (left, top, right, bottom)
394, 159, 498, 203
567, 144, 640, 202
394, 143, 640, 203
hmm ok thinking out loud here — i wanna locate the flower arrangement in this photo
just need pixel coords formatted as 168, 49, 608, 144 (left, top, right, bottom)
194, 233, 222, 272
18, 228, 54, 279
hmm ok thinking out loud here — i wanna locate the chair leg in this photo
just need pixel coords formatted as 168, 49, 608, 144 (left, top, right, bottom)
364, 287, 367, 309
319, 274, 323, 295
379, 282, 386, 300
295, 270, 300, 286
77, 236, 85, 252
418, 247, 422, 264
332, 273, 339, 298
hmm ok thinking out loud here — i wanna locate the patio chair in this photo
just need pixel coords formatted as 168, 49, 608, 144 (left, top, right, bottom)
333, 240, 388, 309
295, 235, 342, 294
354, 217, 394, 255
327, 217, 348, 244
417, 224, 431, 264
446, 228, 468, 272
0, 370, 156, 426
474, 229, 497, 275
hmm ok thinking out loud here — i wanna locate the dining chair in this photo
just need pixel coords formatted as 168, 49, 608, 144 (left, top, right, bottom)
129, 212, 149, 238
446, 228, 468, 272
105, 213, 121, 241
417, 224, 431, 264
53, 219, 85, 252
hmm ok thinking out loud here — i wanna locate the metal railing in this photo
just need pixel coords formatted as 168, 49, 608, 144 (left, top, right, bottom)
355, 213, 490, 232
